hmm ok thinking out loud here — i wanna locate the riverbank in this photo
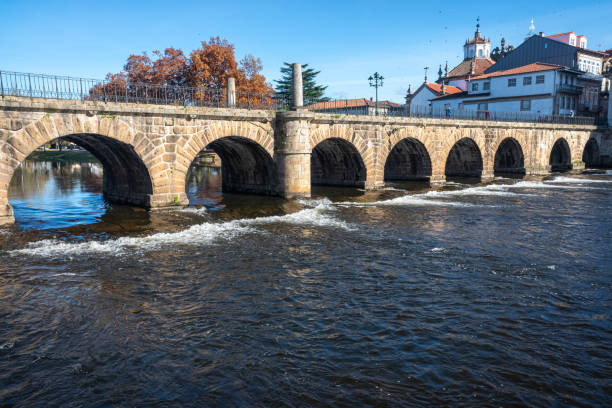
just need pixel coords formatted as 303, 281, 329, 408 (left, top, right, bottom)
26, 150, 99, 164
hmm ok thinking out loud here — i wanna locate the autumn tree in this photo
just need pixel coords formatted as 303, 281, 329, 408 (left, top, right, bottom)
88, 72, 127, 100
187, 37, 239, 90
89, 38, 273, 103
123, 47, 188, 85
274, 63, 329, 105
236, 54, 273, 94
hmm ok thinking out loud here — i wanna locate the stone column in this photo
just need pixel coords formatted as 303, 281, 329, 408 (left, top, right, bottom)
225, 77, 236, 108
292, 63, 303, 110
275, 111, 313, 198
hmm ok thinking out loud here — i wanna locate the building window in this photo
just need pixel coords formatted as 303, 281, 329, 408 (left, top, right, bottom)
483, 82, 490, 90
478, 49, 483, 57
508, 78, 517, 87
580, 41, 585, 48
520, 100, 531, 111
523, 76, 532, 85
570, 38, 575, 46
472, 83, 479, 91
536, 75, 545, 84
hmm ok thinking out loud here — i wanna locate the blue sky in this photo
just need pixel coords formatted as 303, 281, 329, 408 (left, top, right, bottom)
1, 0, 611, 102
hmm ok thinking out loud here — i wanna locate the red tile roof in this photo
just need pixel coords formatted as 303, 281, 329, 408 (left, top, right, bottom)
424, 83, 463, 95
446, 58, 495, 79
468, 36, 487, 44
308, 98, 401, 110
470, 62, 563, 80
545, 32, 575, 38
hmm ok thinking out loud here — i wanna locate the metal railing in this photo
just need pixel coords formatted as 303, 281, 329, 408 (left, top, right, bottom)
308, 99, 596, 125
0, 70, 597, 125
557, 84, 582, 94
0, 70, 288, 110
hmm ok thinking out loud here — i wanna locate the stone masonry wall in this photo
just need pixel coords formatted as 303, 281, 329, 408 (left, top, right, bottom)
0, 96, 601, 225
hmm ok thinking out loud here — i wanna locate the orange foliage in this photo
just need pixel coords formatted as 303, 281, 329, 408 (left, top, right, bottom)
188, 37, 240, 90
89, 37, 273, 102
236, 54, 274, 94
124, 48, 188, 85
88, 72, 127, 100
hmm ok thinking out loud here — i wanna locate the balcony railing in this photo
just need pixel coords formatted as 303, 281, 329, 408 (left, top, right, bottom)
557, 84, 583, 94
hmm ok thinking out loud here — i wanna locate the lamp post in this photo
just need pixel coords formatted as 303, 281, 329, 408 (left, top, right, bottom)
368, 72, 384, 116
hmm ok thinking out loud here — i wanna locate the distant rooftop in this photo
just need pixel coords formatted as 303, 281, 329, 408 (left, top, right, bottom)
471, 62, 564, 80
308, 98, 402, 110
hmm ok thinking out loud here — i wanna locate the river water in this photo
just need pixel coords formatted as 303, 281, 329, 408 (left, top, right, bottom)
1, 159, 611, 407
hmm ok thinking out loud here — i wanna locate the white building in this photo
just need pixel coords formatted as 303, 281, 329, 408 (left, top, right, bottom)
485, 32, 604, 116
308, 98, 402, 116
406, 82, 462, 115
430, 63, 583, 116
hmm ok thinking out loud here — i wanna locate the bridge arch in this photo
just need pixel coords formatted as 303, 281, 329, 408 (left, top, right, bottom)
549, 137, 572, 171
178, 120, 277, 197
582, 138, 600, 168
383, 135, 433, 181
444, 137, 484, 178
311, 138, 366, 187
309, 125, 371, 187
493, 137, 526, 175
1, 114, 156, 219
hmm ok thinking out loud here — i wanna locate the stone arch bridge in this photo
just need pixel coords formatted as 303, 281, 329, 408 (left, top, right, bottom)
0, 96, 607, 224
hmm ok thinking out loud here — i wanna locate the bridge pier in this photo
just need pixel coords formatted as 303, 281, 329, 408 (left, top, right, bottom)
148, 192, 189, 209
0, 202, 14, 226
274, 111, 313, 199
430, 174, 446, 186
481, 169, 495, 182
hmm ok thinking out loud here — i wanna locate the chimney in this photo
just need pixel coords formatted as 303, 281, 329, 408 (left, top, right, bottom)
539, 31, 544, 36
441, 82, 446, 95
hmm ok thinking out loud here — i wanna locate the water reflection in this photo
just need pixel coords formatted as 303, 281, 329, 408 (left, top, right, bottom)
186, 165, 222, 208
9, 160, 106, 230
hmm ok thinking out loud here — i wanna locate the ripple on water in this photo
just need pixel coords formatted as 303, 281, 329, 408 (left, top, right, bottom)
9, 204, 354, 258
1, 167, 611, 407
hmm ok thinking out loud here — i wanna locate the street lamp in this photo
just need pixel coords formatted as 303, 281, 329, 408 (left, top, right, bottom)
368, 72, 384, 116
